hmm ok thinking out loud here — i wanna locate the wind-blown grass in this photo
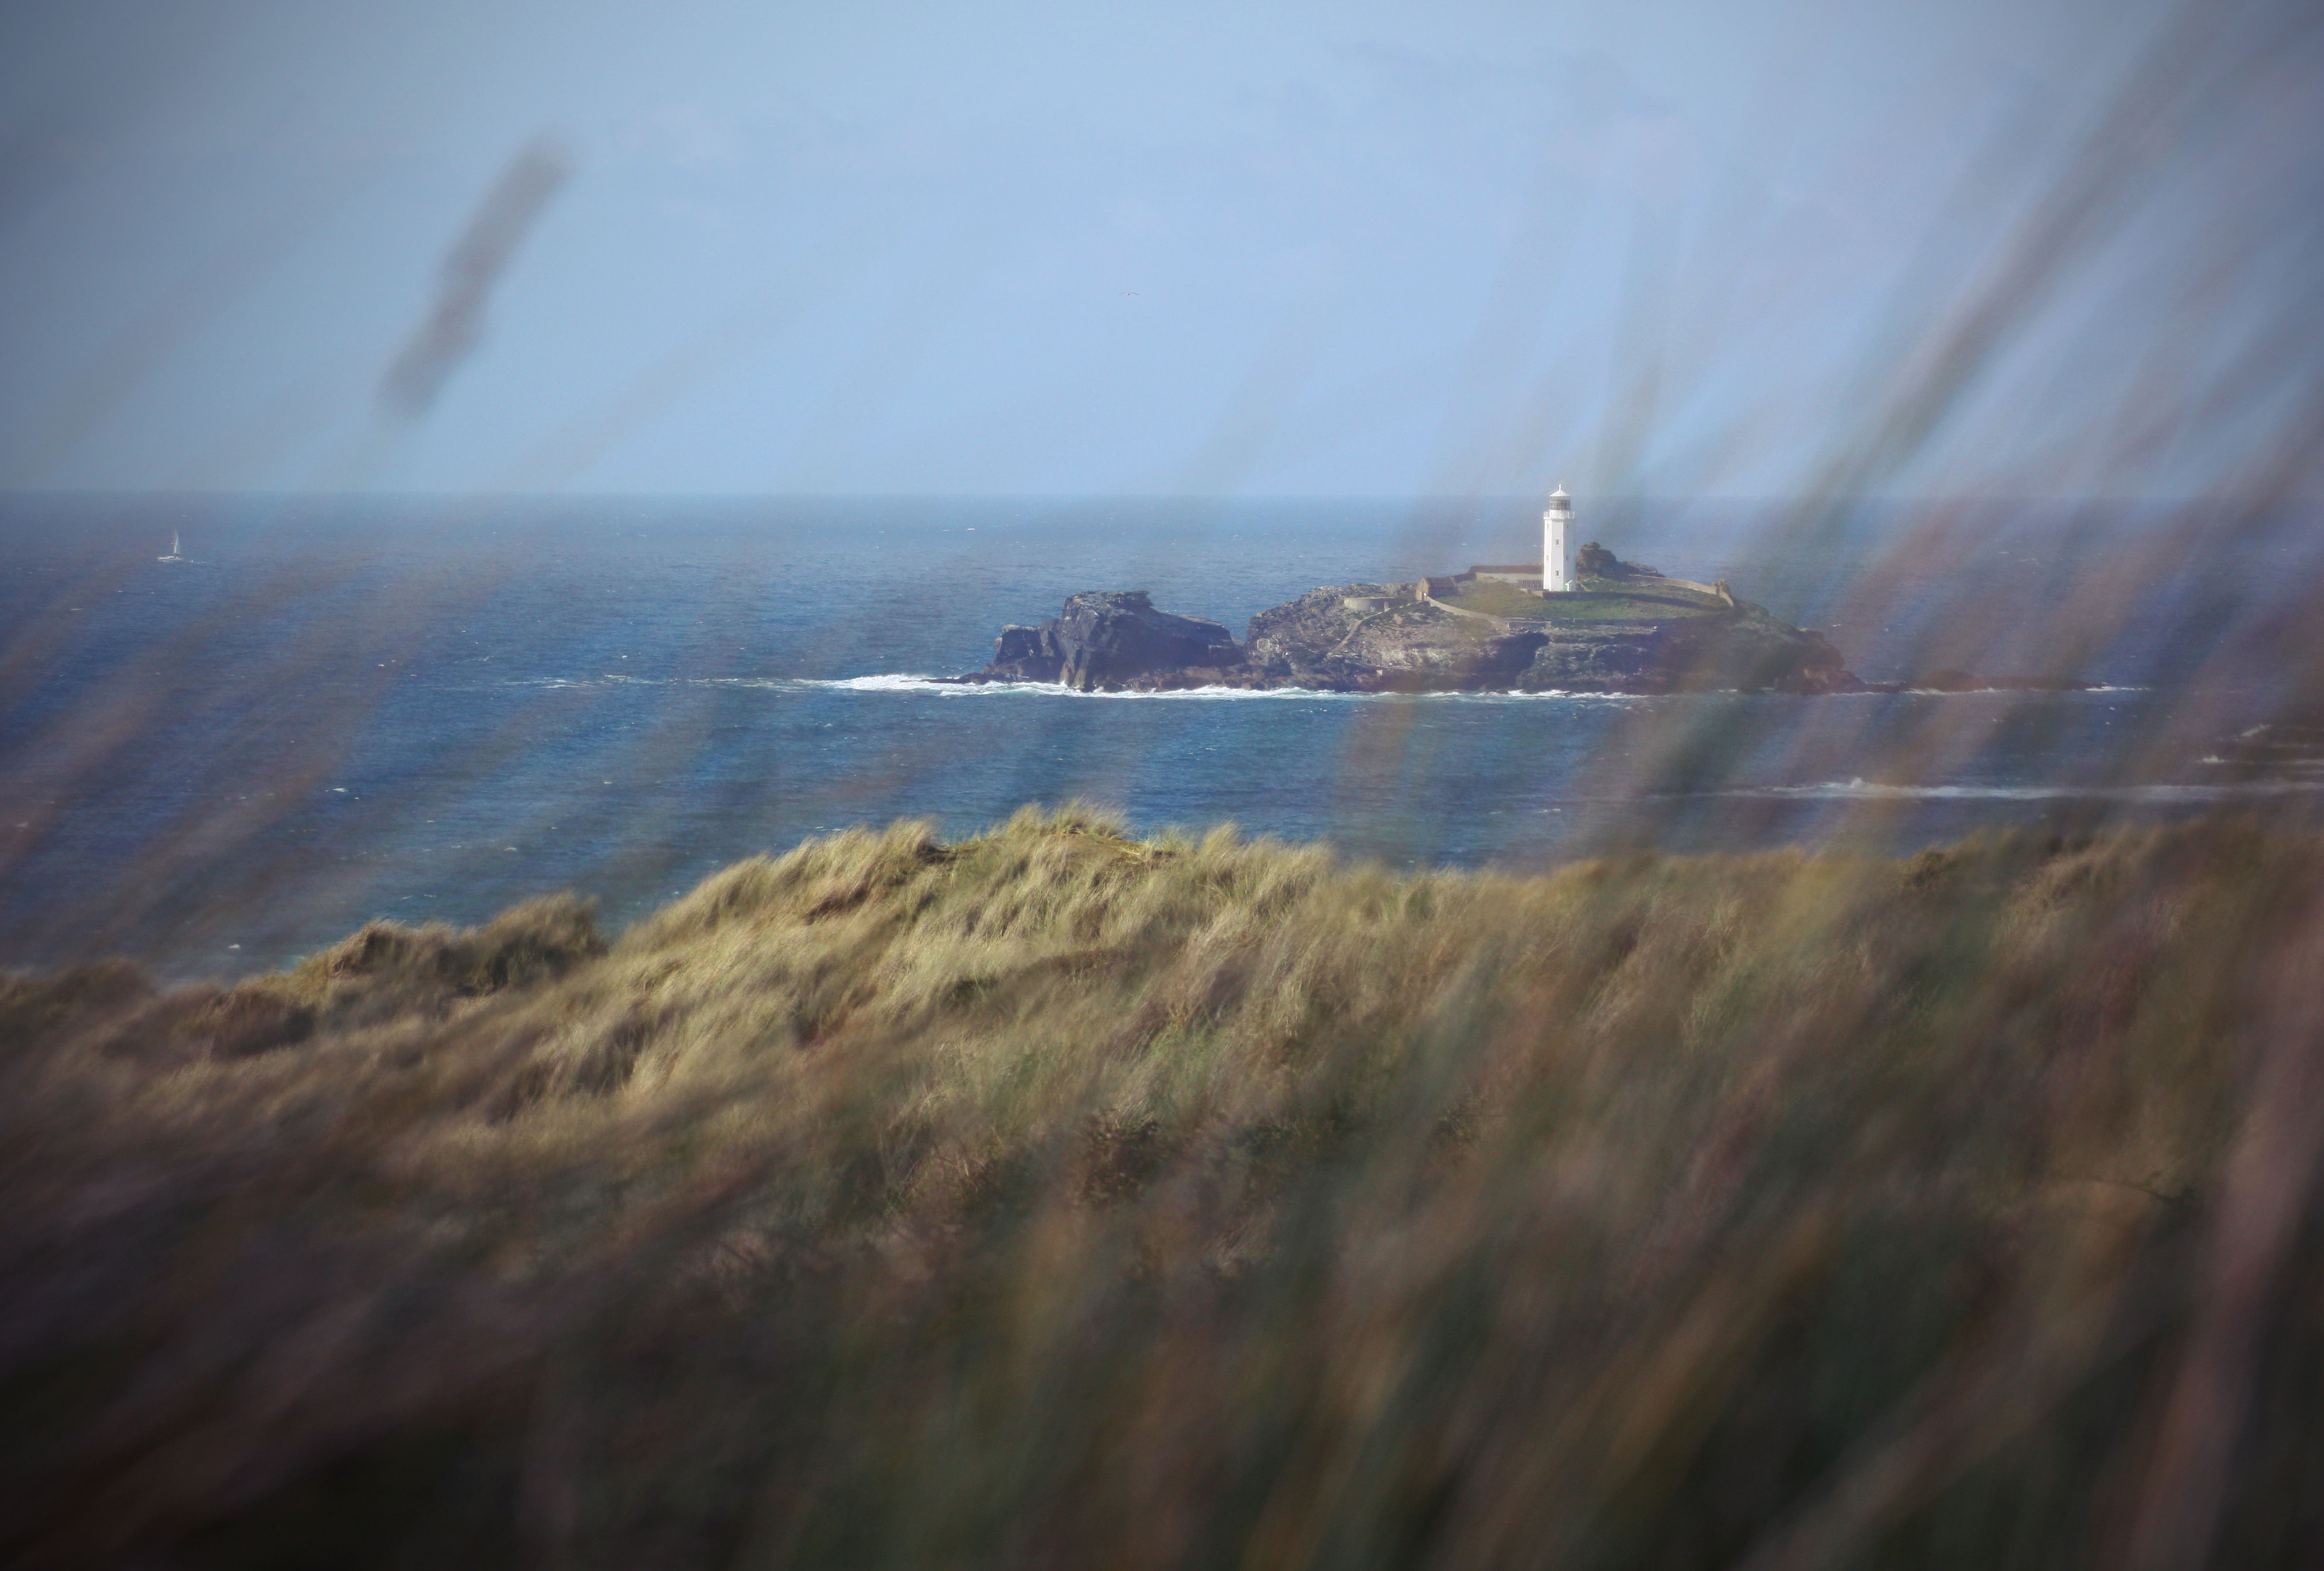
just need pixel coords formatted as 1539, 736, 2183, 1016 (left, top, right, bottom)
2, 804, 2319, 1568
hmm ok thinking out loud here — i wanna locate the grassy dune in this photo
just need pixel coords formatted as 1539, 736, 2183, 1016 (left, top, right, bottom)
4, 807, 2321, 1568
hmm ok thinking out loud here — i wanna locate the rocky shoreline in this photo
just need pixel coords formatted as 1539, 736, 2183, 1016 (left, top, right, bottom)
946, 553, 2093, 696
949, 584, 1856, 695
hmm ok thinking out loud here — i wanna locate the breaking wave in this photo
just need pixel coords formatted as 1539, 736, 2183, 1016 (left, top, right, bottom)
512, 673, 2147, 707
793, 676, 1645, 703
511, 673, 1654, 703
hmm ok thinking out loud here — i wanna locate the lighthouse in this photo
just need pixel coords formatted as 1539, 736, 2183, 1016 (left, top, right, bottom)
1543, 484, 1573, 593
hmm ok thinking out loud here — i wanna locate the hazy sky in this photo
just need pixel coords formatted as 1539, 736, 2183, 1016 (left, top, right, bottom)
2, 0, 2316, 498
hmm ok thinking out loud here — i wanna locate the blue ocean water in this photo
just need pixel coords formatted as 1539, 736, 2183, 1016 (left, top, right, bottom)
2, 493, 2314, 976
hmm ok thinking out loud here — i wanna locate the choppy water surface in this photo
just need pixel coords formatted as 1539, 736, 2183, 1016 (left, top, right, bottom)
2, 493, 2316, 973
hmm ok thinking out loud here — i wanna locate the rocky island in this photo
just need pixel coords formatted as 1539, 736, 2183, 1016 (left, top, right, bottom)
952, 541, 1860, 695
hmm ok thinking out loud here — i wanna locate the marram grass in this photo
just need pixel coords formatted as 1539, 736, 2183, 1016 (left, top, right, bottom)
3, 806, 2320, 1569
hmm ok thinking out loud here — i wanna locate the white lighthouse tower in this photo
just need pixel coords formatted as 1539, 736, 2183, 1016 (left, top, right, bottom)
1542, 484, 1574, 593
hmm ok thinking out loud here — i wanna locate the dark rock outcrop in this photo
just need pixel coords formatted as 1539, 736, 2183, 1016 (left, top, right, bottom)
1294, 600, 1545, 691
964, 591, 1246, 691
1244, 585, 1406, 683
1512, 609, 1852, 695
1575, 541, 1660, 580
982, 623, 1066, 683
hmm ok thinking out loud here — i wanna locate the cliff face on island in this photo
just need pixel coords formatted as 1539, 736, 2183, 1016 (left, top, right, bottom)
1246, 587, 1851, 693
956, 572, 1857, 695
980, 591, 1246, 689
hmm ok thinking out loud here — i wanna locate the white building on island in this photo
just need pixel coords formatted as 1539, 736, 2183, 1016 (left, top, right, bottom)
1447, 485, 1582, 598
1543, 484, 1574, 593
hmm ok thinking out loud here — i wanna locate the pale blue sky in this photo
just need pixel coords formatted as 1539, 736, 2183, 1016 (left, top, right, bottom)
1, 0, 2315, 497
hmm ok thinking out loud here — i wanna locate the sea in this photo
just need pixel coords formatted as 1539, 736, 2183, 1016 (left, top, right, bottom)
4, 492, 2319, 977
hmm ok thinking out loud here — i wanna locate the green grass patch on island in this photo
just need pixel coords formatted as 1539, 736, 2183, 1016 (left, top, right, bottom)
1439, 578, 1727, 622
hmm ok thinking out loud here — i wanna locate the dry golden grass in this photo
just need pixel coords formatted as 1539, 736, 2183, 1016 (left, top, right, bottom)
2, 805, 2320, 1568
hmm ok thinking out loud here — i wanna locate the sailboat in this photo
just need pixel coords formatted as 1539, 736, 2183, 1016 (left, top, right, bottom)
158, 529, 184, 563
